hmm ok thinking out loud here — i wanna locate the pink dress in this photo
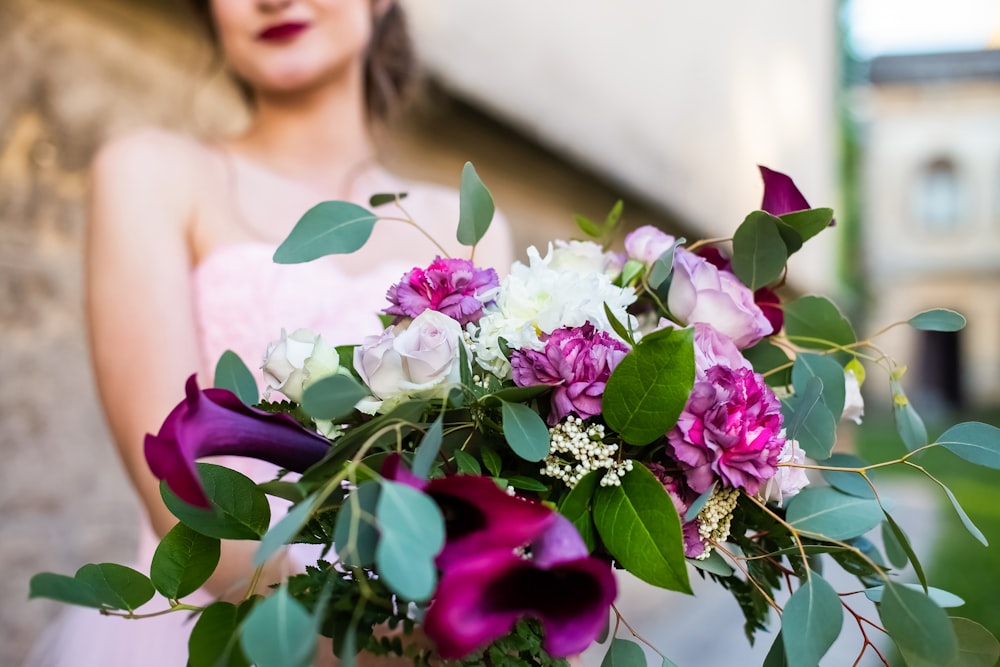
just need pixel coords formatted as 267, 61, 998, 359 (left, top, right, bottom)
24, 242, 412, 666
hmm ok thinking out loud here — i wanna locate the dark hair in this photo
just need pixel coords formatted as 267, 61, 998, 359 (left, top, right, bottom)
187, 1, 416, 122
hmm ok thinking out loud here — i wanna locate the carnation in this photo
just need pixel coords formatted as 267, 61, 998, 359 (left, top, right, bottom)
666, 365, 785, 495
385, 256, 499, 327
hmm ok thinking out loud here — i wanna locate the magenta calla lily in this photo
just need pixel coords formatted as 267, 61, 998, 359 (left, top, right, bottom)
759, 165, 811, 216
144, 375, 330, 508
424, 514, 617, 658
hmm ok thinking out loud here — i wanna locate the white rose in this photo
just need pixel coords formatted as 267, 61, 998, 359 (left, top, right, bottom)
354, 311, 465, 407
842, 369, 865, 425
261, 328, 340, 403
765, 438, 810, 507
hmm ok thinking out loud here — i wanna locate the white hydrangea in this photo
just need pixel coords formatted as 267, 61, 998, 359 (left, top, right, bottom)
470, 245, 637, 378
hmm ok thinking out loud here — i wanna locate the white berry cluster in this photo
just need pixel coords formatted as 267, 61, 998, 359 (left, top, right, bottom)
540, 416, 633, 488
692, 486, 741, 560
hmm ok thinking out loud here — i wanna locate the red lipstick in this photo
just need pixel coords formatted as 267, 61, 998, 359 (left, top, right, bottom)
257, 22, 309, 42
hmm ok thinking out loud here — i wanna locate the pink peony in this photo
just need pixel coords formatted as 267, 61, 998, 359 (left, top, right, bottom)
668, 248, 773, 349
666, 365, 785, 495
510, 324, 630, 425
385, 257, 499, 326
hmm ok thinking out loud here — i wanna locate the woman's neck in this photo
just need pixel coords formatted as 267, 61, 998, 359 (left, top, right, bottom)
231, 71, 379, 196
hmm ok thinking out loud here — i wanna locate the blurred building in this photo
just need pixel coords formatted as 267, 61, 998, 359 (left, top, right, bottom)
859, 49, 1000, 411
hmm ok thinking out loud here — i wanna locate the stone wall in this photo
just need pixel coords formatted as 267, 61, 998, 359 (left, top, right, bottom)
0, 2, 679, 663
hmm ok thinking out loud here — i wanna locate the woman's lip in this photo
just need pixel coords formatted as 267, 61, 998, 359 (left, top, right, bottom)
257, 22, 310, 41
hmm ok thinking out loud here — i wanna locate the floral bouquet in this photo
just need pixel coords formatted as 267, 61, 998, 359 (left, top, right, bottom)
32, 164, 1000, 666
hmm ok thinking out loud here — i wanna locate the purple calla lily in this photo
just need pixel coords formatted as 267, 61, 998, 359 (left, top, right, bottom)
144, 375, 330, 508
382, 454, 555, 570
424, 514, 617, 658
759, 165, 811, 216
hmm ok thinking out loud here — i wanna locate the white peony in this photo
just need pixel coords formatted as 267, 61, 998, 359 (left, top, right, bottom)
548, 239, 624, 277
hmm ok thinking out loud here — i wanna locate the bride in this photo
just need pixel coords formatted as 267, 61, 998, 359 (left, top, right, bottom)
24, 0, 513, 665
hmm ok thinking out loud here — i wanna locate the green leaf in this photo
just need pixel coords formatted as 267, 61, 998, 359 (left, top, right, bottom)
603, 327, 694, 446
604, 199, 625, 230
151, 522, 221, 599
648, 238, 684, 290
779, 207, 834, 245
241, 587, 316, 667
412, 416, 443, 479
558, 470, 602, 552
949, 617, 1000, 667
273, 201, 378, 263
619, 259, 645, 287
501, 401, 551, 462
506, 475, 549, 492
254, 496, 319, 567
301, 374, 367, 420
456, 162, 494, 246
782, 377, 837, 460
783, 295, 856, 355
188, 601, 251, 667
743, 338, 792, 387
453, 448, 482, 475
883, 511, 928, 590
593, 465, 691, 593
935, 421, 1000, 469
939, 483, 988, 546
792, 353, 846, 418
604, 302, 636, 346
689, 549, 734, 577
161, 463, 271, 540
333, 481, 380, 568
878, 580, 958, 667
684, 482, 717, 522
731, 210, 788, 290
908, 308, 967, 332
214, 350, 259, 406
375, 481, 445, 601
785, 487, 883, 540
75, 563, 155, 612
763, 631, 788, 667
891, 381, 928, 451
781, 574, 843, 667
28, 572, 103, 608
480, 444, 502, 478
600, 638, 646, 666
574, 214, 602, 238
661, 657, 680, 667
865, 584, 964, 608
820, 453, 875, 499
881, 520, 909, 569
483, 384, 550, 404
368, 192, 407, 208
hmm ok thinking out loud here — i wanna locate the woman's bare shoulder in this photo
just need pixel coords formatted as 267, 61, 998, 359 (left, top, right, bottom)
92, 127, 212, 188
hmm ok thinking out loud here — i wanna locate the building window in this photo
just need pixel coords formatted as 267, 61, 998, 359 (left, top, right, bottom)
912, 158, 963, 231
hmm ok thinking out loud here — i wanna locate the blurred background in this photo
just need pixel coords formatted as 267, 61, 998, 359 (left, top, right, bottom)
2, 0, 999, 664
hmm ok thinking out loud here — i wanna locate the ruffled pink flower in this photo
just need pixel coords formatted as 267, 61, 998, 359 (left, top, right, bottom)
510, 324, 630, 425
666, 365, 785, 495
385, 257, 499, 326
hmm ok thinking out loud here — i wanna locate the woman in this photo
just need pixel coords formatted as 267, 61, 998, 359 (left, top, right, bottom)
24, 0, 513, 664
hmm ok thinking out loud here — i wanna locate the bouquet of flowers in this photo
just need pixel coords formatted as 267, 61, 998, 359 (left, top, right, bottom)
32, 164, 1000, 666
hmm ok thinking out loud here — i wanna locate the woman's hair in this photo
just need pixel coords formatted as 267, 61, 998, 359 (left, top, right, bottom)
187, 1, 417, 122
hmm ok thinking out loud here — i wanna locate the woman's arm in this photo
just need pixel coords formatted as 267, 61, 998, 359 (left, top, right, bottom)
85, 129, 291, 599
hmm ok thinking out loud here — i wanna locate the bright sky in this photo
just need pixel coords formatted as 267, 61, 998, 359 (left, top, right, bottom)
846, 0, 999, 57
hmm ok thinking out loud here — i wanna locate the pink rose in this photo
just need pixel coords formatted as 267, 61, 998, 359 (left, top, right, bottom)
624, 225, 677, 265
668, 248, 773, 348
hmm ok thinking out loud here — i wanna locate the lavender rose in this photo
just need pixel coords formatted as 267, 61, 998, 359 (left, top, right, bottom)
385, 257, 499, 327
666, 365, 785, 495
668, 248, 773, 348
510, 324, 630, 425
624, 225, 677, 265
354, 310, 465, 407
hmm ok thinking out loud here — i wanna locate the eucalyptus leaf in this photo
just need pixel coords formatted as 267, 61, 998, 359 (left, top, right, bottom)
161, 464, 271, 540
878, 580, 958, 667
75, 563, 155, 612
792, 353, 846, 418
891, 381, 928, 451
881, 520, 910, 569
763, 631, 788, 667
883, 512, 928, 591
273, 201, 378, 263
375, 481, 445, 601
254, 496, 319, 567
301, 374, 368, 420
783, 295, 856, 356
939, 483, 988, 546
593, 465, 691, 593
782, 377, 837, 460
214, 350, 259, 406
412, 416, 443, 479
240, 587, 316, 667
935, 421, 1000, 469
865, 584, 964, 608
743, 339, 793, 387
908, 308, 967, 332
648, 239, 682, 290
731, 210, 788, 290
781, 574, 843, 667
820, 453, 875, 499
188, 601, 250, 667
684, 482, 717, 522
785, 487, 882, 540
599, 638, 646, 666
501, 400, 551, 462
333, 481, 380, 568
689, 549, 734, 577
603, 327, 694, 446
949, 617, 1000, 667
456, 162, 495, 246
151, 522, 221, 599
